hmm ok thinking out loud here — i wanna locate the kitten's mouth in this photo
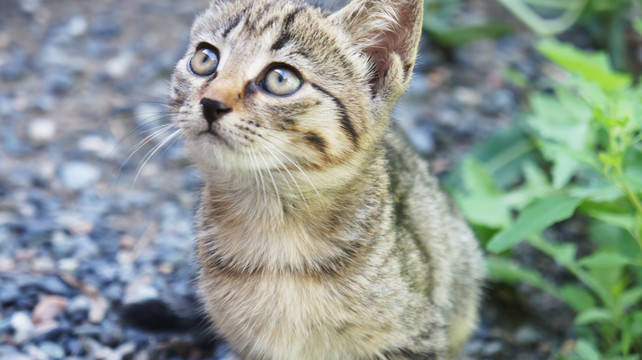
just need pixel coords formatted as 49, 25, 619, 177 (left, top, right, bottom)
199, 129, 221, 139
198, 129, 233, 148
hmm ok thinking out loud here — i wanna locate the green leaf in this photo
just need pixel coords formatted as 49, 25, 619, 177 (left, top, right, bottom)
523, 162, 550, 191
554, 243, 578, 266
486, 258, 561, 296
559, 284, 595, 312
455, 193, 511, 228
551, 152, 581, 189
574, 339, 601, 360
583, 209, 635, 231
487, 196, 583, 253
423, 20, 511, 46
632, 311, 642, 337
578, 252, 631, 268
460, 158, 501, 196
634, 18, 642, 37
459, 124, 537, 188
537, 39, 632, 92
618, 288, 642, 309
575, 308, 613, 326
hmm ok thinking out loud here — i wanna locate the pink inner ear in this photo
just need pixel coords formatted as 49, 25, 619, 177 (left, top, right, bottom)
361, 1, 420, 94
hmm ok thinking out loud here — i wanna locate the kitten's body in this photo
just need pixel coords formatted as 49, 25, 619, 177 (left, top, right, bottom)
170, 0, 483, 358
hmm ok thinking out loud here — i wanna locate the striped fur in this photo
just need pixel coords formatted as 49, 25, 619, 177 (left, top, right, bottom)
170, 0, 483, 359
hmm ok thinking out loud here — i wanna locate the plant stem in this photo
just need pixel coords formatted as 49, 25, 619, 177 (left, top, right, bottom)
495, 0, 588, 35
527, 234, 614, 308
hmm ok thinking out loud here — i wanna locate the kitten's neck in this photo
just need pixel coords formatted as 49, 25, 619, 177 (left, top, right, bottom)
196, 150, 390, 275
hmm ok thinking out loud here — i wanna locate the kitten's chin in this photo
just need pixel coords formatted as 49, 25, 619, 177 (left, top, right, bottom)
184, 139, 251, 174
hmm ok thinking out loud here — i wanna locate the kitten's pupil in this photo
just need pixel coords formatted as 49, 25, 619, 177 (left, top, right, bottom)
189, 44, 218, 76
262, 67, 302, 96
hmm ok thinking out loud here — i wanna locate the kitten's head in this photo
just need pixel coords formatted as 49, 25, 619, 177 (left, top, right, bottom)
171, 0, 422, 180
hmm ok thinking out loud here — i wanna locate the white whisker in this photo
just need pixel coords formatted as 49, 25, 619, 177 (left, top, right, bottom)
261, 135, 324, 208
133, 129, 181, 185
260, 141, 308, 208
257, 150, 284, 222
249, 149, 268, 205
119, 123, 175, 173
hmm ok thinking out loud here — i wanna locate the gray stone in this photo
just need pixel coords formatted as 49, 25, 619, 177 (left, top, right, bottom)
67, 296, 91, 315
514, 325, 542, 346
0, 282, 20, 304
124, 283, 159, 304
481, 341, 505, 358
0, 354, 31, 360
10, 312, 33, 344
59, 162, 101, 190
27, 118, 56, 146
1, 45, 28, 81
45, 68, 75, 94
19, 0, 41, 13
0, 317, 11, 333
66, 15, 88, 37
38, 341, 65, 360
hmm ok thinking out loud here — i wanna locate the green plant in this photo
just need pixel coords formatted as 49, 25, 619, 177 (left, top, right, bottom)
495, 0, 642, 72
422, 0, 510, 47
450, 39, 642, 358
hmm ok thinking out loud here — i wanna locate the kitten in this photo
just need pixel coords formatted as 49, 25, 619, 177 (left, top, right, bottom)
169, 0, 484, 358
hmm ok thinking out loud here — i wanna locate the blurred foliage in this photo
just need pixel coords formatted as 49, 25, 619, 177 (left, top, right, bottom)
448, 39, 642, 358
422, 0, 510, 46
423, 0, 642, 73
494, 0, 642, 73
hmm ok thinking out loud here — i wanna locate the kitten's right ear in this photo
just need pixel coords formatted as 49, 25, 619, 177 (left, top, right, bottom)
330, 0, 423, 103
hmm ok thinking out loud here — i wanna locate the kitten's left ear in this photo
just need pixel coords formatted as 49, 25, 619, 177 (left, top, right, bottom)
331, 0, 423, 103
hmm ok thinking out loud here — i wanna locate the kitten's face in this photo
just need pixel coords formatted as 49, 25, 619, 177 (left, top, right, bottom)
171, 0, 372, 174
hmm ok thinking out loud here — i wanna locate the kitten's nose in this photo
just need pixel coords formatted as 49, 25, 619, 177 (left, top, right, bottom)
200, 98, 231, 127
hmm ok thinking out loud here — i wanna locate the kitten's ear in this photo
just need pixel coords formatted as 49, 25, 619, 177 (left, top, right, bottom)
331, 0, 423, 101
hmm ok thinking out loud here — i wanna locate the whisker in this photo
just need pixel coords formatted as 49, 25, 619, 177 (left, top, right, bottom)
249, 149, 268, 206
118, 123, 175, 172
133, 129, 181, 185
260, 141, 308, 208
244, 148, 260, 210
257, 150, 284, 222
261, 135, 324, 208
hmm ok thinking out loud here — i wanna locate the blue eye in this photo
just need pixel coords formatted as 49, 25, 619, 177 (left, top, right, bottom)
189, 43, 219, 76
261, 66, 302, 96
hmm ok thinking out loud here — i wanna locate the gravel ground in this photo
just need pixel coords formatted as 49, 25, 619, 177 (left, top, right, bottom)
1, 0, 573, 359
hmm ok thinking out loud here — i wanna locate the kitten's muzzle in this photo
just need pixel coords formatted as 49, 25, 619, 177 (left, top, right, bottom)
200, 98, 231, 128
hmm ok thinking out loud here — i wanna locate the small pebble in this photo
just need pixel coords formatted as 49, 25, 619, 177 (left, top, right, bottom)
38, 341, 65, 360
481, 341, 505, 358
32, 295, 68, 324
58, 162, 101, 190
11, 312, 34, 344
514, 325, 542, 346
0, 354, 31, 360
19, 0, 41, 13
105, 52, 135, 79
27, 119, 56, 146
31, 275, 75, 297
0, 282, 20, 304
66, 15, 88, 37
124, 283, 159, 304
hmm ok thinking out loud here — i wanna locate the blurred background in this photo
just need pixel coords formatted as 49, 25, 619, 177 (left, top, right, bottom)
2, 0, 642, 359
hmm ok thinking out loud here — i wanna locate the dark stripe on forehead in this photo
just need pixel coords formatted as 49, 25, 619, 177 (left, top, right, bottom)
310, 83, 358, 148
270, 7, 304, 51
259, 15, 278, 32
271, 32, 292, 51
282, 7, 303, 29
244, 2, 271, 34
222, 11, 245, 38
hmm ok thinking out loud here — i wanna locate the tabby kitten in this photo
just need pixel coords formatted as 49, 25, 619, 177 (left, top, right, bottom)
170, 0, 483, 358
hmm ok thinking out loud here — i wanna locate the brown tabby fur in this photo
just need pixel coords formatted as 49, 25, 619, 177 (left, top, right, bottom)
170, 0, 484, 358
